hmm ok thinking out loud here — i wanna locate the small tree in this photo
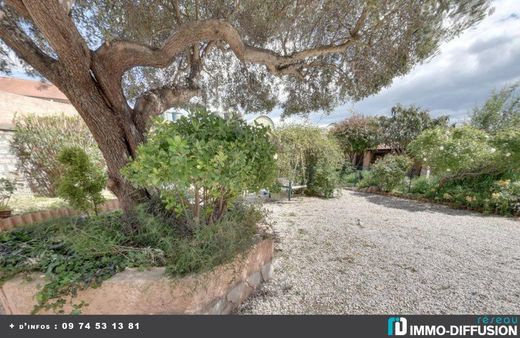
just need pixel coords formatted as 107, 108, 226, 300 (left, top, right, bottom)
378, 104, 449, 153
361, 154, 413, 192
11, 113, 103, 197
0, 178, 16, 211
470, 82, 520, 134
331, 115, 380, 165
57, 147, 106, 215
123, 109, 276, 226
274, 124, 343, 198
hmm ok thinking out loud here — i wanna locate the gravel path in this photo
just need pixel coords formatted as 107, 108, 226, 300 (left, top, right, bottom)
238, 190, 520, 314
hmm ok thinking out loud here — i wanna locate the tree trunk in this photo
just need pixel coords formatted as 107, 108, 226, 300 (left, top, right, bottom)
60, 80, 146, 214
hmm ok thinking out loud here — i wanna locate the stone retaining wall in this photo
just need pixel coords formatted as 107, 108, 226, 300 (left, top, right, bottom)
0, 239, 274, 315
0, 199, 120, 231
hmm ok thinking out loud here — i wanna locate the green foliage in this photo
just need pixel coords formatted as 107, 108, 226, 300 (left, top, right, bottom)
0, 178, 16, 211
274, 124, 343, 198
409, 125, 520, 181
10, 114, 104, 197
57, 147, 106, 215
331, 115, 380, 162
408, 126, 494, 175
470, 83, 520, 134
378, 104, 450, 152
409, 176, 437, 195
491, 127, 520, 173
416, 174, 520, 216
360, 154, 413, 192
0, 203, 264, 313
49, 1, 488, 117
339, 171, 363, 187
124, 108, 276, 225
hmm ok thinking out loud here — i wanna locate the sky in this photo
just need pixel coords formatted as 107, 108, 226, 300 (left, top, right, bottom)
255, 0, 520, 126
4, 0, 520, 126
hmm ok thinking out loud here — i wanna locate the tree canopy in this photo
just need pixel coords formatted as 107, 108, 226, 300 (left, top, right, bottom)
331, 115, 380, 161
378, 104, 450, 152
1, 1, 490, 116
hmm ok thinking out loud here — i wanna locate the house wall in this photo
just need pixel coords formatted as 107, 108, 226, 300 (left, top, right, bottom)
0, 129, 31, 195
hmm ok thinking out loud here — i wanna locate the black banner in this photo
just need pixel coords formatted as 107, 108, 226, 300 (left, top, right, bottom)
0, 315, 518, 338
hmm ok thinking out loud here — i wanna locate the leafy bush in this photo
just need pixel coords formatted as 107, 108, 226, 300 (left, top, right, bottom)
356, 170, 374, 188
123, 109, 276, 226
409, 176, 436, 195
274, 124, 343, 198
491, 127, 520, 173
0, 203, 265, 313
360, 154, 413, 192
409, 125, 520, 183
403, 172, 520, 216
408, 126, 494, 175
339, 171, 362, 187
10, 113, 104, 197
487, 179, 520, 216
57, 147, 106, 215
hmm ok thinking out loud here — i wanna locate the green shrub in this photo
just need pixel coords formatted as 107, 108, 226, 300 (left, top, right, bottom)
488, 179, 520, 216
412, 174, 520, 216
274, 124, 342, 198
123, 108, 276, 226
409, 176, 436, 195
10, 113, 103, 197
57, 147, 106, 215
408, 126, 493, 175
360, 154, 412, 192
339, 171, 362, 187
0, 178, 16, 211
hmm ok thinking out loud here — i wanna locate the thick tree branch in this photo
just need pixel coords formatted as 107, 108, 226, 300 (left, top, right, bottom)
21, 0, 89, 68
7, 0, 73, 18
96, 14, 365, 80
0, 12, 60, 82
133, 85, 201, 133
134, 85, 201, 117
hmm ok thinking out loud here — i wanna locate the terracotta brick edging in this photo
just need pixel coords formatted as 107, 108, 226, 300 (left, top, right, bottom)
0, 238, 274, 315
0, 199, 121, 231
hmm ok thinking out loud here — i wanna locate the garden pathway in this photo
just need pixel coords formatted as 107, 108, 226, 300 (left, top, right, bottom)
238, 190, 520, 314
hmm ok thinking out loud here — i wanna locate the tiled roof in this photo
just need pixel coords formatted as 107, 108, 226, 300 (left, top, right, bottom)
0, 77, 68, 102
0, 91, 77, 130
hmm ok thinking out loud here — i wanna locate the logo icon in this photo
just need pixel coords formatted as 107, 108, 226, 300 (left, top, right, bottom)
388, 317, 408, 336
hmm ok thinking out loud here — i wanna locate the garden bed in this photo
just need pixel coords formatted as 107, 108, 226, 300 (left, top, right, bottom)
0, 238, 274, 315
0, 199, 120, 231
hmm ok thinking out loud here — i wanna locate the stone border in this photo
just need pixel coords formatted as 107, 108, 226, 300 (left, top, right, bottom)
0, 199, 121, 231
0, 238, 274, 315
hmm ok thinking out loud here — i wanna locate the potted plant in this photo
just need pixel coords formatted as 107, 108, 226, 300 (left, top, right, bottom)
0, 178, 16, 218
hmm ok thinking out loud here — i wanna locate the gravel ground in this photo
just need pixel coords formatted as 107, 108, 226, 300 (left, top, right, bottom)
238, 190, 520, 314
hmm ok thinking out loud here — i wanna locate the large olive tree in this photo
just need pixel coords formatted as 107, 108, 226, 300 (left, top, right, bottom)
0, 0, 490, 211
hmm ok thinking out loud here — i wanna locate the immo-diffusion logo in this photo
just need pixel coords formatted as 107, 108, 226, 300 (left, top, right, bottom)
388, 317, 408, 336
387, 316, 518, 336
